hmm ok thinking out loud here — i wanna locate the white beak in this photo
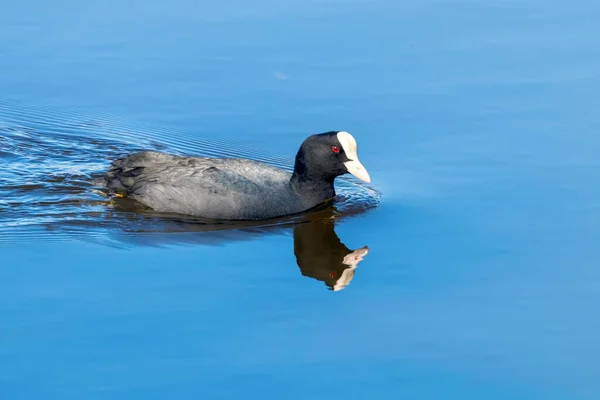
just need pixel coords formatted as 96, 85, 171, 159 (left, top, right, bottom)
337, 131, 371, 183
344, 159, 371, 183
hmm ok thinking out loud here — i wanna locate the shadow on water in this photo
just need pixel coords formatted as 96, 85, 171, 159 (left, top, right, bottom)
108, 203, 371, 291
293, 212, 369, 291
0, 104, 380, 290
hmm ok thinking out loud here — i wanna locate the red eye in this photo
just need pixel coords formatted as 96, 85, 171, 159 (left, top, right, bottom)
331, 145, 340, 153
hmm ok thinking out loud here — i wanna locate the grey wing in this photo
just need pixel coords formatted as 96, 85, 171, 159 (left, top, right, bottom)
104, 151, 182, 193
104, 152, 293, 219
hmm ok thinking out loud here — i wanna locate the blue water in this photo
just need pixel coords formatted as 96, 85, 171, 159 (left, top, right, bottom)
2, 0, 600, 398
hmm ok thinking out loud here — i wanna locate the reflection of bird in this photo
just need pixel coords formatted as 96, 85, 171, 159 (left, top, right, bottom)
293, 217, 369, 291
97, 186, 371, 291
103, 131, 370, 220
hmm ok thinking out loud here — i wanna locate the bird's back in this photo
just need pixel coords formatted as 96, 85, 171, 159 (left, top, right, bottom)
104, 151, 301, 220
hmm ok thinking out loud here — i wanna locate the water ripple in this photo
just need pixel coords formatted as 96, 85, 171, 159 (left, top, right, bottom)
0, 103, 381, 246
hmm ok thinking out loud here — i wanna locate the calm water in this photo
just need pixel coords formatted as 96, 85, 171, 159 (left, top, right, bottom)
2, 0, 600, 398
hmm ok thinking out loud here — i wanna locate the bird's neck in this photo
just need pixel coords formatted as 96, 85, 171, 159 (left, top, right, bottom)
290, 172, 336, 202
291, 148, 336, 203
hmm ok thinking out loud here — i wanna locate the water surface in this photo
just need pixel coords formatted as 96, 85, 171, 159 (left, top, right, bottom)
2, 0, 600, 399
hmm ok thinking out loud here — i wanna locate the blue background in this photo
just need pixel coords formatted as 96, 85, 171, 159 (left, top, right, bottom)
2, 0, 600, 398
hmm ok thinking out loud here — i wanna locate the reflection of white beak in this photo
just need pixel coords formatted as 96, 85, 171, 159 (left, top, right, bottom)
337, 131, 371, 183
333, 246, 370, 291
344, 159, 371, 183
342, 246, 369, 266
